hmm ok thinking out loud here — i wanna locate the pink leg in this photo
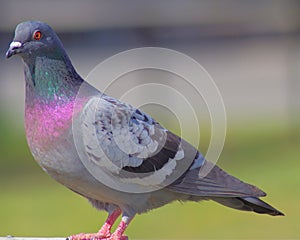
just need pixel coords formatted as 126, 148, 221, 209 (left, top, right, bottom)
97, 208, 122, 237
68, 208, 122, 240
107, 215, 134, 240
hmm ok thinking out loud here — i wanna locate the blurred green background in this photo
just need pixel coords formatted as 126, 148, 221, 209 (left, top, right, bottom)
0, 1, 300, 239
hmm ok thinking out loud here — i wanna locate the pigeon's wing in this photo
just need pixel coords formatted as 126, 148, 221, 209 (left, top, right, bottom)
78, 95, 198, 188
79, 94, 265, 197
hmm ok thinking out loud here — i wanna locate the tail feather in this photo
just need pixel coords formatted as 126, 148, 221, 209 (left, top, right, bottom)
168, 154, 284, 216
213, 196, 284, 216
169, 160, 266, 197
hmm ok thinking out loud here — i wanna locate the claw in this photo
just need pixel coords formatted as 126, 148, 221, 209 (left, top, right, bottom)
67, 233, 99, 240
67, 233, 128, 240
105, 235, 128, 240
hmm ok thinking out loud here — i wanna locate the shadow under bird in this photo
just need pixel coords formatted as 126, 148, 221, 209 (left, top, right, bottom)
6, 21, 284, 240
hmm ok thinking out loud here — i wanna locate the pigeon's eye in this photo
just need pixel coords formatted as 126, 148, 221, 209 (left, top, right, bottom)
33, 30, 42, 40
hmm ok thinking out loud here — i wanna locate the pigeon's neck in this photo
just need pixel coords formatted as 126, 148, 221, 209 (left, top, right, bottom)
24, 56, 83, 105
24, 56, 86, 149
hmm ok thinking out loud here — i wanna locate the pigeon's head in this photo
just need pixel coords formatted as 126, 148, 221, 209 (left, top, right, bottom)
6, 21, 65, 60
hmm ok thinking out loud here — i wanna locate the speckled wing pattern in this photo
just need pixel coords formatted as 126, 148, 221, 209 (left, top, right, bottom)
79, 93, 195, 187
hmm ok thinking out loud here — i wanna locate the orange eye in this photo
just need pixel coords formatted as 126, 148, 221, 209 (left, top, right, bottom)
33, 30, 42, 40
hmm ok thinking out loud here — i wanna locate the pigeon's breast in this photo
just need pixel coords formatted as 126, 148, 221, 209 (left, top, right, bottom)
25, 97, 86, 157
24, 97, 95, 185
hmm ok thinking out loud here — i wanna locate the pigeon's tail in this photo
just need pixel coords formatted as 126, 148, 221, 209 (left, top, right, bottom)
212, 196, 284, 216
168, 156, 284, 216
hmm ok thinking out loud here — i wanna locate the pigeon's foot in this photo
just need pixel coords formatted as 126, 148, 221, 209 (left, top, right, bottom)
101, 235, 128, 240
66, 233, 128, 240
67, 233, 99, 240
107, 219, 129, 240
67, 208, 128, 240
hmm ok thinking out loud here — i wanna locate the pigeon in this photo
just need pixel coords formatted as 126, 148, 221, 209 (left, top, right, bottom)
6, 21, 284, 240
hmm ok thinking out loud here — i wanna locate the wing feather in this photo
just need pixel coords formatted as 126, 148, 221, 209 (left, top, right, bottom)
81, 96, 192, 178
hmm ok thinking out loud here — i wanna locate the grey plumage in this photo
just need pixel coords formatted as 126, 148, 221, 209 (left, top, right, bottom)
6, 20, 283, 239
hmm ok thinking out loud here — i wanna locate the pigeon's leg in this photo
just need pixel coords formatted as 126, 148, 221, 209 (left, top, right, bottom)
67, 207, 121, 240
107, 214, 134, 240
96, 207, 122, 237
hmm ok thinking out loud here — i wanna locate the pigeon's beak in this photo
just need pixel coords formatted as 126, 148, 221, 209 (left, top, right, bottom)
6, 41, 23, 58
